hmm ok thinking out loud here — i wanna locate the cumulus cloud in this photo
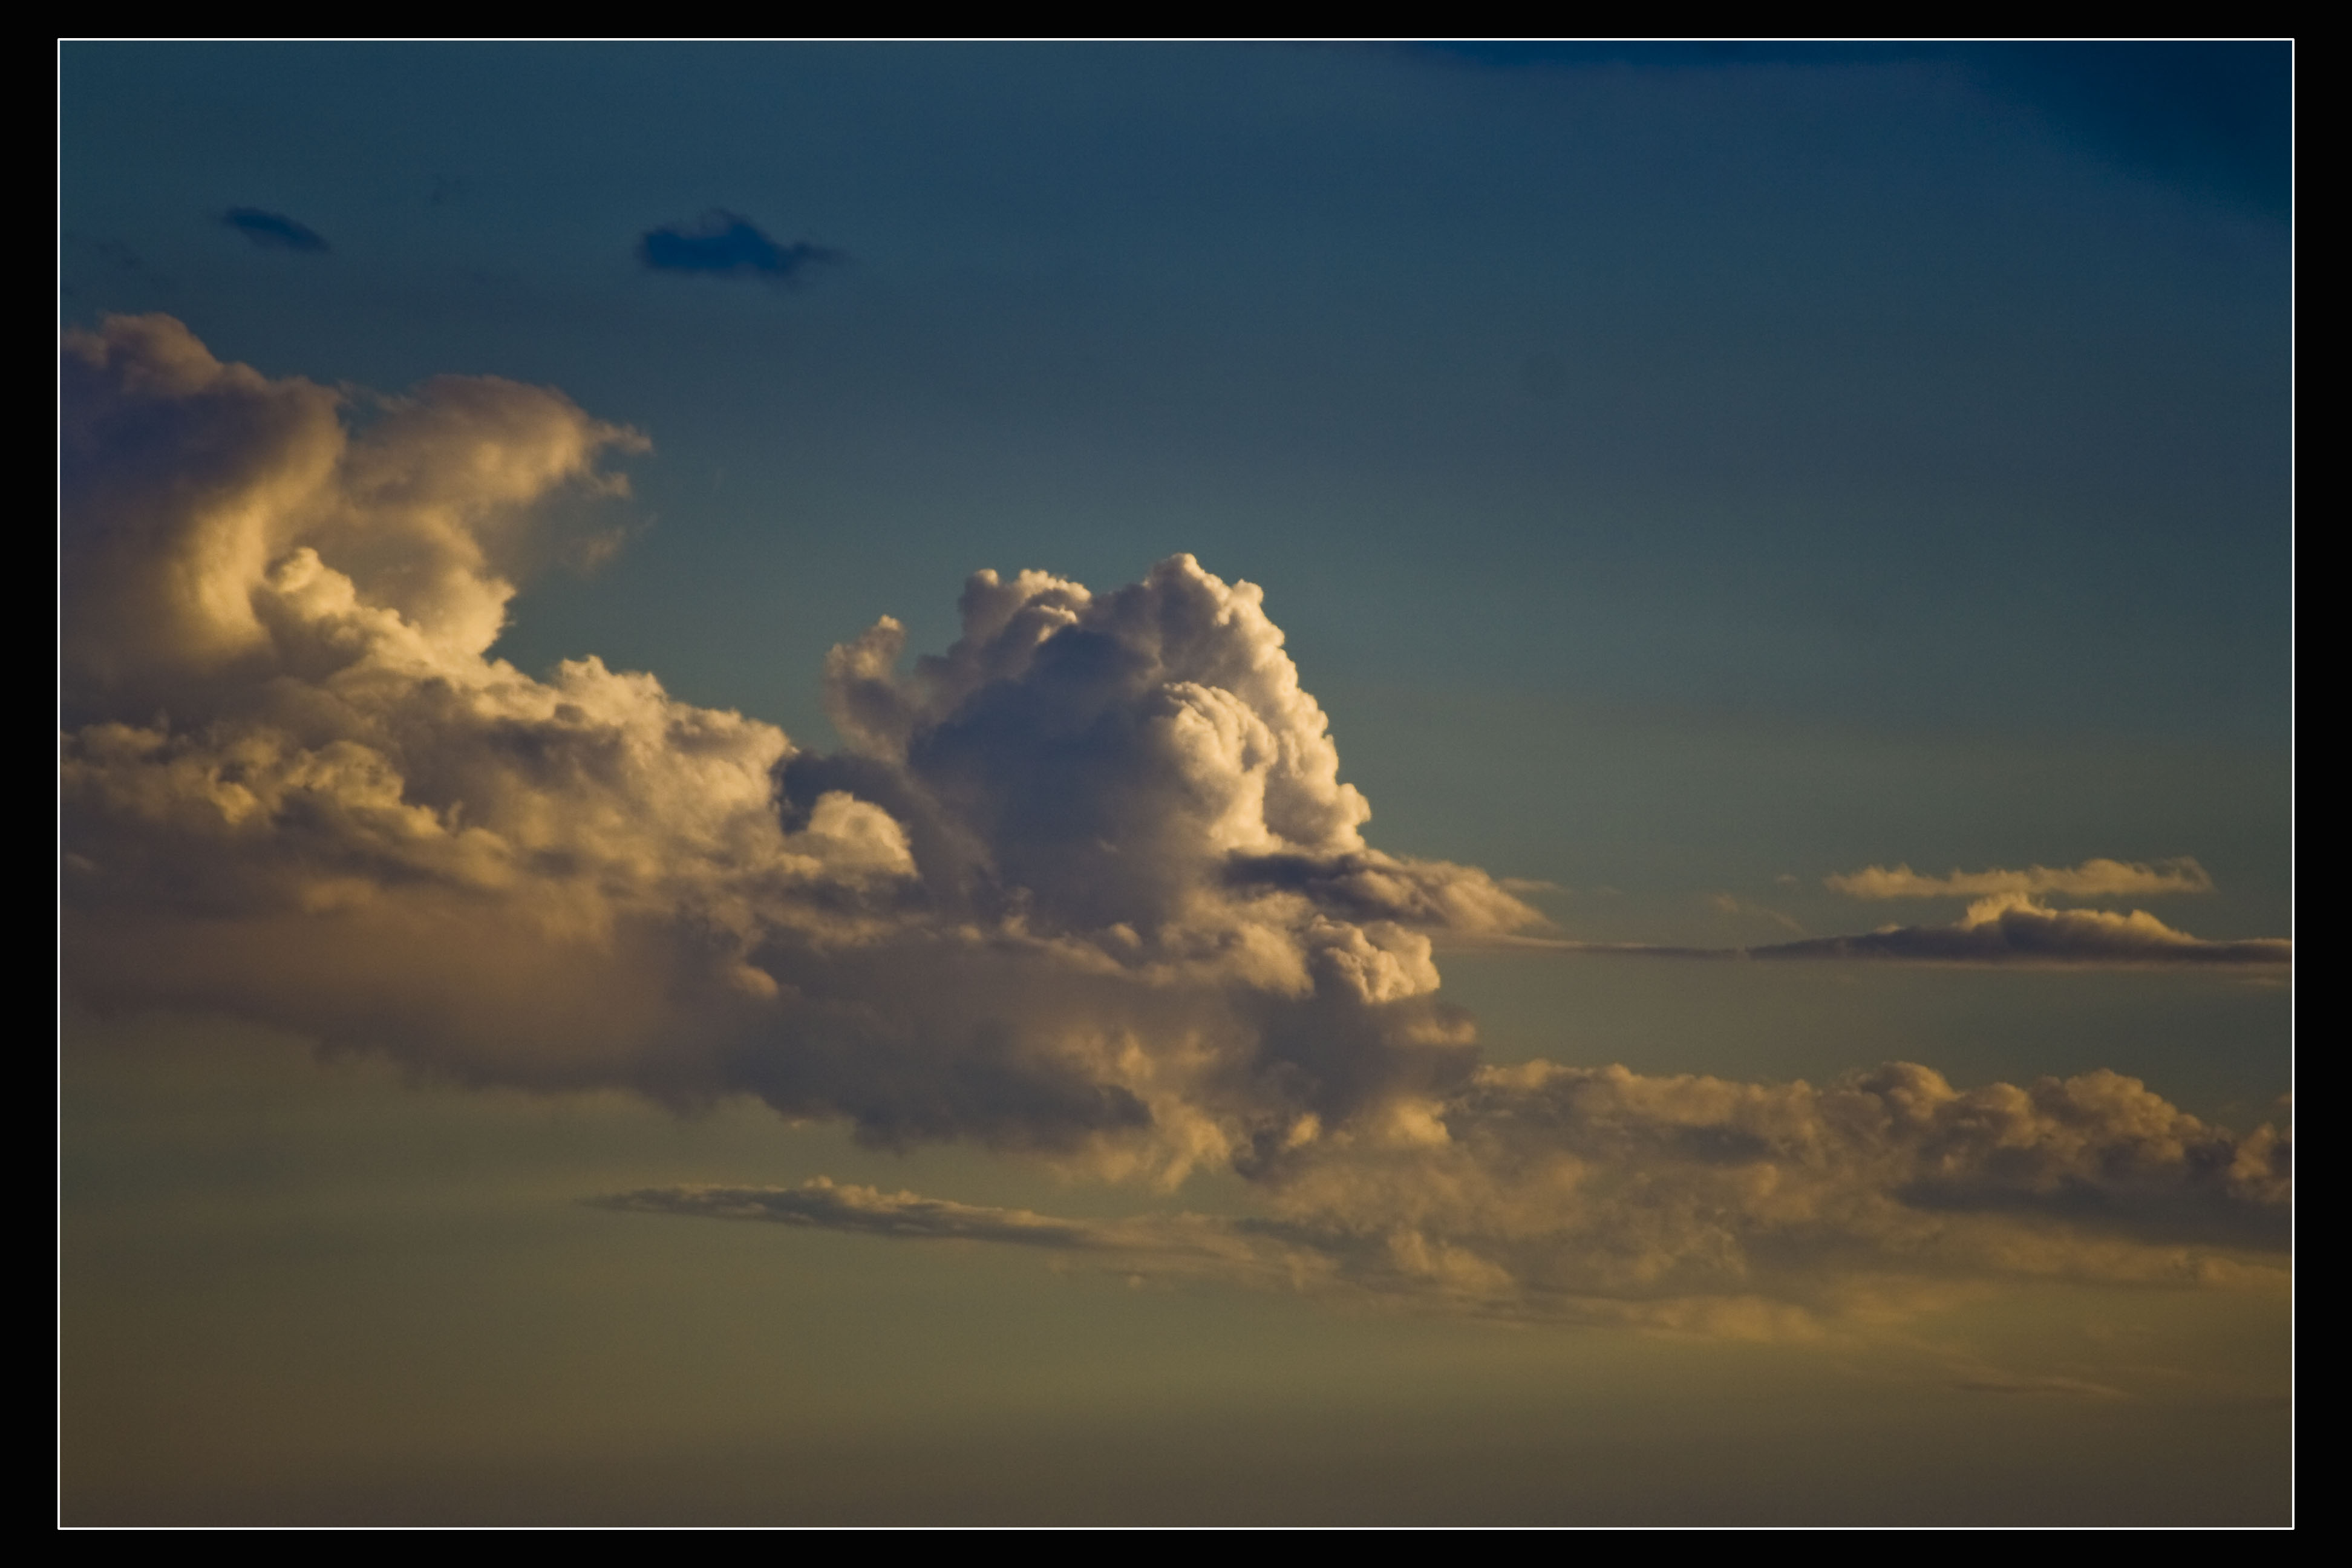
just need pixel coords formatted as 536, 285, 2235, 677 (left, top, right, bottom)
637, 211, 840, 283
61, 317, 2287, 1338
221, 207, 330, 252
1826, 858, 2216, 901
62, 315, 1535, 1177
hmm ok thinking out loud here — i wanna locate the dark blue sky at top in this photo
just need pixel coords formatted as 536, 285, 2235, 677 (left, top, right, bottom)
59, 42, 2292, 929
1419, 42, 2290, 216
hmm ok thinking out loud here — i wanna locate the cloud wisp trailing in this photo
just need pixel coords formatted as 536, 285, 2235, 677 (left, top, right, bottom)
220, 207, 330, 253
637, 211, 840, 283
60, 318, 2289, 1336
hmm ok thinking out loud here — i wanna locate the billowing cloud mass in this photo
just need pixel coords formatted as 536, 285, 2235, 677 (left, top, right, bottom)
220, 207, 330, 253
1826, 858, 2215, 901
637, 211, 838, 283
61, 318, 2288, 1334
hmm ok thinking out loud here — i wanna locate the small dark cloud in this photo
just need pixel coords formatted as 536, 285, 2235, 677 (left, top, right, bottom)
221, 207, 330, 253
637, 210, 840, 283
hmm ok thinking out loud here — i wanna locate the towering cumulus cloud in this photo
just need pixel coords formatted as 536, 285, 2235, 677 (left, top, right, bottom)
61, 313, 1533, 1176
61, 319, 2287, 1330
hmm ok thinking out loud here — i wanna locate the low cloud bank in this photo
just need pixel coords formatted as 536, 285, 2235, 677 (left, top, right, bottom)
603, 1057, 2288, 1332
62, 318, 2288, 1333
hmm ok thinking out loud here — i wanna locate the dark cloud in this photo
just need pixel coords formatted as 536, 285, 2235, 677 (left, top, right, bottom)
636, 210, 840, 283
221, 207, 330, 252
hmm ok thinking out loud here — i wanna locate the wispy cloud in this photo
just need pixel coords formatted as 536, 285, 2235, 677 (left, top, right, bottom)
220, 207, 330, 253
637, 210, 840, 283
1826, 858, 2215, 901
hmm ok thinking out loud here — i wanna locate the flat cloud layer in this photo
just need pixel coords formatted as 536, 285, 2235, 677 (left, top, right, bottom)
1748, 895, 2290, 965
1502, 892, 2288, 967
62, 318, 2289, 1331
1825, 858, 2216, 900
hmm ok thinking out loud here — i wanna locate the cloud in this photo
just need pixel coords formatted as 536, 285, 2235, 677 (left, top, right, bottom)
601, 1057, 2287, 1333
62, 315, 1534, 1177
1826, 858, 2215, 901
637, 211, 840, 283
61, 318, 2287, 1339
221, 207, 330, 253
595, 1180, 1103, 1249
1500, 889, 2285, 968
1949, 1368, 2128, 1399
1745, 896, 2288, 967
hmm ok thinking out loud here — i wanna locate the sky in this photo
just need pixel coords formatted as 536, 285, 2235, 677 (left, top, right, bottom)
59, 41, 2292, 1525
